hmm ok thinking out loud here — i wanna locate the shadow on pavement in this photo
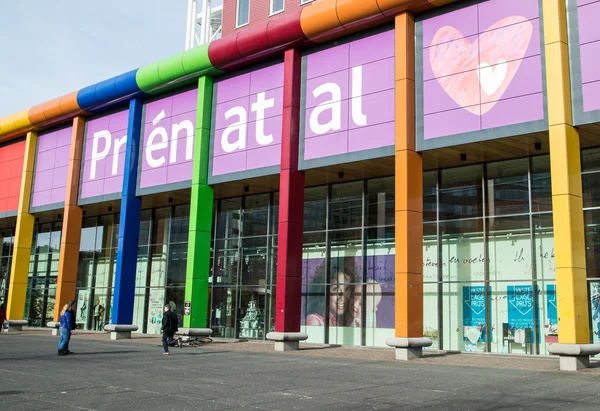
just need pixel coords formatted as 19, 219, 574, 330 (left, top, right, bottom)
0, 390, 25, 396
298, 345, 342, 351
422, 350, 462, 358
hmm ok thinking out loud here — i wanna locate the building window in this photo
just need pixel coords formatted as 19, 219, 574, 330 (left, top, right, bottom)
271, 0, 284, 15
236, 0, 250, 27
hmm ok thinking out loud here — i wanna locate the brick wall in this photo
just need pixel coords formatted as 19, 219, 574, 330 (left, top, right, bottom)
222, 0, 313, 36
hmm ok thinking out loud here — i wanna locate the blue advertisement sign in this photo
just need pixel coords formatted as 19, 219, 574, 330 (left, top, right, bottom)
507, 285, 537, 329
463, 286, 488, 343
546, 284, 557, 326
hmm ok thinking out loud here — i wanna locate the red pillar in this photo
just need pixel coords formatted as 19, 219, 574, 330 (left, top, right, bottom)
274, 48, 304, 333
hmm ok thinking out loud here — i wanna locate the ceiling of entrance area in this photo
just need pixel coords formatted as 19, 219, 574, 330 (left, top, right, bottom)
140, 189, 191, 209
304, 157, 395, 187
422, 126, 600, 171
80, 200, 122, 219
0, 216, 16, 229
213, 175, 280, 199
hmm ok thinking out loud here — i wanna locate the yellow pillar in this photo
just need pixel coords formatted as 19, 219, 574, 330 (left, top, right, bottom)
6, 131, 37, 320
391, 12, 426, 358
543, 0, 589, 344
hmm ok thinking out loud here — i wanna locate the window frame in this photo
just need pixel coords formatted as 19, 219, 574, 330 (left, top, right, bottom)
270, 0, 285, 16
236, 0, 250, 28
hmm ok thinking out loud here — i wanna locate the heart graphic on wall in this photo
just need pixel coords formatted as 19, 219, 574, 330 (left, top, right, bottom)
429, 16, 533, 115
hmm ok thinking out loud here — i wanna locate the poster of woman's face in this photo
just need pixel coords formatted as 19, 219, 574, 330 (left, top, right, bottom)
302, 256, 394, 328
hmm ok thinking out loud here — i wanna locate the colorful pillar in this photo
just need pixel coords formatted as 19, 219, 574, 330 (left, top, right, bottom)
543, 0, 594, 370
54, 117, 85, 321
266, 48, 307, 351
184, 76, 214, 329
6, 131, 37, 327
386, 12, 430, 360
111, 98, 142, 328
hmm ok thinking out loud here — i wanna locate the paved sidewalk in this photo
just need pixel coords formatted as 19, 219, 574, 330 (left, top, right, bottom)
13, 328, 600, 373
2, 331, 600, 410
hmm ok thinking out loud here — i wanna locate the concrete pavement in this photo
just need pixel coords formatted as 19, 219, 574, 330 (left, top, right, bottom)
1, 331, 600, 410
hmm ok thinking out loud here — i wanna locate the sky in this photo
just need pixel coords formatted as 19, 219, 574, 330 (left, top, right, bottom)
0, 1, 207, 118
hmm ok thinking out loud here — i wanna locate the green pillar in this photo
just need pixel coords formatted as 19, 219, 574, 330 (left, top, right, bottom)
184, 76, 214, 328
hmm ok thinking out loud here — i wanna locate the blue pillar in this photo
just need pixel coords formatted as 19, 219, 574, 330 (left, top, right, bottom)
112, 98, 142, 325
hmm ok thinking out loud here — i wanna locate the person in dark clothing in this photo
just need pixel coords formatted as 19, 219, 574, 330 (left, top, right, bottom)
161, 304, 178, 355
0, 303, 6, 333
68, 300, 77, 330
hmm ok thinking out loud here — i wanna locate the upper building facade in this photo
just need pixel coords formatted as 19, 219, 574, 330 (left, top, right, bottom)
222, 0, 313, 35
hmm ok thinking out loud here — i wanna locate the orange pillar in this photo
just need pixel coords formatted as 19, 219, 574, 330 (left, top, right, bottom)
53, 116, 85, 321
386, 12, 430, 360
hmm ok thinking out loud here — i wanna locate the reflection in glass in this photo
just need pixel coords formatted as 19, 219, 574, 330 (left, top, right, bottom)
330, 181, 363, 229
487, 216, 531, 283
440, 219, 484, 282
240, 237, 267, 287
242, 194, 269, 237
211, 286, 237, 338
534, 214, 554, 281
214, 239, 240, 285
367, 177, 394, 227
0, 228, 14, 305
26, 223, 61, 325
216, 198, 241, 239
585, 209, 600, 278
486, 158, 529, 216
423, 171, 437, 222
439, 165, 483, 220
304, 187, 327, 232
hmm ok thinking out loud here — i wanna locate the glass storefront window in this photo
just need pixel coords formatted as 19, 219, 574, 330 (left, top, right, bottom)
0, 228, 15, 305
240, 236, 267, 287
531, 156, 551, 213
423, 171, 438, 222
585, 209, 600, 279
486, 158, 529, 216
216, 198, 241, 239
439, 165, 483, 220
330, 181, 363, 230
75, 215, 118, 330
166, 243, 187, 286
209, 194, 277, 340
440, 219, 485, 283
242, 194, 269, 237
367, 177, 394, 227
426, 155, 558, 354
443, 281, 488, 352
364, 226, 394, 347
26, 222, 61, 325
533, 214, 554, 281
304, 187, 327, 232
487, 216, 532, 283
490, 281, 538, 355
301, 231, 326, 344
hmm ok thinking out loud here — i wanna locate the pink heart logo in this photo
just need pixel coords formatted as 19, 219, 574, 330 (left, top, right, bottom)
429, 17, 533, 115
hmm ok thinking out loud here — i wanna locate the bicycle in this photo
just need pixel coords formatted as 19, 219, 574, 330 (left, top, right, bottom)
176, 336, 213, 348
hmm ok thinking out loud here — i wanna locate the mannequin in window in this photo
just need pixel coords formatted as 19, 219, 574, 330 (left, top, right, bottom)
93, 298, 101, 330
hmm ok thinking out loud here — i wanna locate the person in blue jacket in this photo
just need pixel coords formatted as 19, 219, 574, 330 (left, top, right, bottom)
58, 303, 73, 356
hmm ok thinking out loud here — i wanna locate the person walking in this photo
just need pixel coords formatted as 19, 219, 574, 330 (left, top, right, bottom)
58, 304, 73, 356
161, 304, 178, 355
0, 303, 6, 333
